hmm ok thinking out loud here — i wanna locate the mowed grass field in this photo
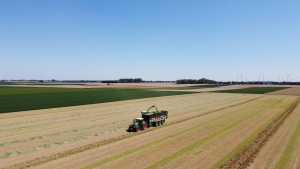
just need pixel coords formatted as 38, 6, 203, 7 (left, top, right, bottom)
0, 87, 191, 114
0, 88, 299, 169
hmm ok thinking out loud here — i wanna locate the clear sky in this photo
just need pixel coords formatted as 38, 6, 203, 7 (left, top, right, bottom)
0, 1, 299, 81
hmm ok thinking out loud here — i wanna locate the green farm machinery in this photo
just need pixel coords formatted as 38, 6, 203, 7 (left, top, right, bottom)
128, 105, 168, 132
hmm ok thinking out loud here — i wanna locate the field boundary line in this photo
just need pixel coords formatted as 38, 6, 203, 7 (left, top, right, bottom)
9, 96, 264, 169
224, 97, 300, 169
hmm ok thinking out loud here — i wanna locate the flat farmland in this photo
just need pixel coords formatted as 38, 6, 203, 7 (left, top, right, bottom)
249, 100, 300, 169
1, 92, 299, 169
0, 87, 191, 114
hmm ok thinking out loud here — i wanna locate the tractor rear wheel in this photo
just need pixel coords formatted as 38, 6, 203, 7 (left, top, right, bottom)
136, 126, 140, 132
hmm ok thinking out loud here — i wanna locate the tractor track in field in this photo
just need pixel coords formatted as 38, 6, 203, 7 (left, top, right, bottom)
223, 97, 300, 169
8, 96, 263, 169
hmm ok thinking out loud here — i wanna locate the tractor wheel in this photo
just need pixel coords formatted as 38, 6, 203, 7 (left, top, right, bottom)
158, 121, 161, 126
136, 126, 140, 132
143, 124, 147, 130
161, 120, 165, 125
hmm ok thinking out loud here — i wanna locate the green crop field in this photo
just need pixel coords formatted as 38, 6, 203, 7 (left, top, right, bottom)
214, 87, 288, 94
159, 84, 229, 90
0, 87, 191, 114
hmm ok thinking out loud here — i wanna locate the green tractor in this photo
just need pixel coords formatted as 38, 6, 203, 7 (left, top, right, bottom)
128, 105, 168, 132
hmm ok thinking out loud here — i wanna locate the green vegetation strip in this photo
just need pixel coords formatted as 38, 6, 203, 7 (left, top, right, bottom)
144, 98, 284, 169
82, 98, 272, 169
0, 87, 191, 113
10, 96, 263, 169
213, 97, 295, 168
214, 87, 288, 94
224, 97, 300, 169
158, 84, 229, 90
274, 113, 300, 168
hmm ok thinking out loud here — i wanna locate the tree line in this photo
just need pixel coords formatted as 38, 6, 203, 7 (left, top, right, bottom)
101, 78, 142, 83
176, 78, 217, 84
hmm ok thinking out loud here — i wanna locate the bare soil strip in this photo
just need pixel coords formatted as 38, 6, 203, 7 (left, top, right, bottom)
267, 88, 300, 96
223, 97, 300, 169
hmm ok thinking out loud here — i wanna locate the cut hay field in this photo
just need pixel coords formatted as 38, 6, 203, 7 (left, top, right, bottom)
249, 100, 300, 169
1, 92, 299, 169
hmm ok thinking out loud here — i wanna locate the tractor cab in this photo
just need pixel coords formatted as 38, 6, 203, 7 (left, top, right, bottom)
133, 118, 144, 124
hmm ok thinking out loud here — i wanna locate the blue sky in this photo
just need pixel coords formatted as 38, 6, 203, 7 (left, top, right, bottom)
0, 1, 299, 81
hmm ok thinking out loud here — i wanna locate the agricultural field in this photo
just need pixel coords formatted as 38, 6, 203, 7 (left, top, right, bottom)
249, 101, 300, 169
213, 87, 289, 94
267, 87, 300, 96
0, 87, 191, 114
0, 90, 299, 169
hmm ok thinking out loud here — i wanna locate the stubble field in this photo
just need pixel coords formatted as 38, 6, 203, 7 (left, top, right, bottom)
1, 91, 299, 169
